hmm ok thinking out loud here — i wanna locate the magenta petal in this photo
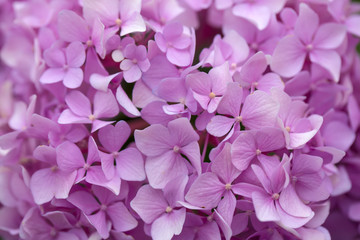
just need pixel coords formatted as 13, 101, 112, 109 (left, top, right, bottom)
57, 10, 89, 43
33, 145, 57, 165
270, 36, 306, 78
40, 68, 66, 84
256, 127, 285, 152
216, 82, 243, 117
168, 118, 199, 145
309, 49, 341, 82
30, 168, 76, 205
56, 141, 84, 172
116, 148, 145, 181
63, 68, 83, 89
65, 91, 91, 117
185, 172, 224, 209
252, 191, 280, 222
107, 202, 137, 231
212, 143, 241, 184
130, 185, 168, 224
99, 152, 116, 180
99, 121, 130, 152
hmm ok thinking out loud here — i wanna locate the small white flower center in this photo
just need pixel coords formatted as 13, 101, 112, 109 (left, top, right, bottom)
86, 40, 93, 47
285, 126, 291, 132
256, 149, 261, 155
306, 44, 313, 51
209, 92, 216, 99
165, 206, 172, 213
235, 116, 243, 122
115, 18, 122, 26
173, 145, 180, 153
225, 183, 232, 190
88, 114, 96, 121
100, 204, 107, 211
272, 193, 280, 200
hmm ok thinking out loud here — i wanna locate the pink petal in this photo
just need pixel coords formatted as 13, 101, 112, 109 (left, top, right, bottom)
252, 191, 280, 222
257, 73, 284, 92
107, 202, 138, 231
256, 127, 285, 152
39, 68, 66, 84
130, 185, 168, 224
151, 208, 186, 240
134, 124, 171, 156
217, 82, 243, 117
65, 91, 91, 117
121, 13, 146, 36
294, 3, 319, 44
67, 191, 100, 215
313, 23, 346, 50
233, 4, 271, 30
279, 185, 313, 218
30, 168, 76, 205
90, 73, 121, 92
99, 152, 116, 180
86, 211, 109, 239
63, 68, 83, 89
93, 90, 119, 118
289, 114, 323, 149
185, 172, 224, 209
217, 191, 236, 225
86, 166, 121, 195
56, 141, 84, 172
231, 132, 256, 171
238, 51, 267, 85
180, 141, 202, 175
57, 10, 89, 43
322, 120, 355, 151
33, 145, 57, 165
241, 90, 279, 130
270, 35, 306, 78
346, 15, 360, 37
166, 47, 191, 67
206, 116, 235, 137
66, 41, 86, 67
57, 109, 91, 124
83, 0, 118, 26
116, 148, 145, 181
168, 118, 199, 145
123, 65, 142, 83
99, 121, 130, 152
276, 201, 314, 228
116, 86, 141, 117
145, 152, 188, 189
309, 49, 341, 82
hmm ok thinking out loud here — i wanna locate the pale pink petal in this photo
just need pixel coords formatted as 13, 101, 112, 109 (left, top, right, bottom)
241, 90, 279, 130
206, 116, 235, 137
93, 90, 119, 118
86, 211, 109, 239
65, 91, 92, 117
56, 141, 84, 172
231, 132, 256, 171
116, 86, 141, 117
121, 13, 146, 36
294, 3, 319, 44
63, 68, 83, 89
233, 4, 271, 30
90, 73, 121, 92
256, 127, 285, 152
185, 172, 224, 209
167, 117, 199, 145
86, 166, 120, 195
145, 153, 187, 189
116, 148, 145, 181
130, 185, 168, 224
57, 109, 91, 124
216, 82, 243, 117
257, 73, 284, 92
66, 41, 86, 67
180, 141, 202, 175
99, 121, 130, 152
276, 201, 314, 228
58, 10, 90, 43
289, 114, 323, 149
134, 124, 171, 156
39, 68, 66, 84
346, 15, 360, 37
279, 185, 313, 218
309, 49, 341, 82
30, 168, 76, 205
166, 47, 191, 67
217, 191, 236, 225
107, 202, 138, 231
67, 191, 100, 215
270, 35, 306, 78
252, 191, 280, 222
313, 23, 346, 49
151, 208, 186, 240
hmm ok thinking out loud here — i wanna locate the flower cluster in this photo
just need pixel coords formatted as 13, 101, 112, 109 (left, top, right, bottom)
0, 0, 360, 239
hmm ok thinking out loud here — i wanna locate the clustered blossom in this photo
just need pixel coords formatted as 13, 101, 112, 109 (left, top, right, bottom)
1, 0, 360, 239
